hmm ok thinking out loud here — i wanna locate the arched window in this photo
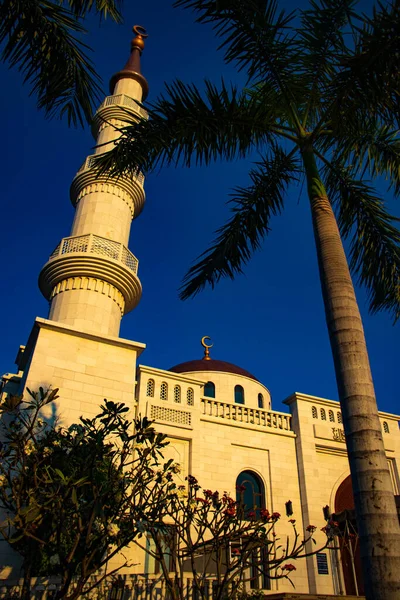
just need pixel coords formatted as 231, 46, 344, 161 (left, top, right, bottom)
383, 421, 390, 433
312, 406, 318, 419
236, 470, 265, 518
321, 408, 326, 420
329, 410, 335, 422
337, 411, 343, 424
234, 385, 245, 405
258, 393, 264, 409
187, 388, 194, 406
174, 385, 181, 403
160, 382, 168, 401
204, 381, 215, 398
146, 379, 155, 397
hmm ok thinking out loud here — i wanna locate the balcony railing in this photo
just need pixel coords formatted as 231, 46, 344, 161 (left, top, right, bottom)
201, 398, 292, 431
76, 154, 145, 187
98, 93, 148, 119
49, 234, 138, 274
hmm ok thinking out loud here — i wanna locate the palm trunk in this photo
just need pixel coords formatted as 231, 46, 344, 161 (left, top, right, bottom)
302, 146, 400, 600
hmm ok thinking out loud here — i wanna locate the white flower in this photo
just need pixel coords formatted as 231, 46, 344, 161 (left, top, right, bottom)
107, 523, 120, 537
37, 418, 44, 428
172, 463, 181, 474
49, 554, 60, 566
52, 439, 61, 448
43, 447, 52, 457
176, 487, 188, 499
25, 440, 35, 455
0, 475, 7, 487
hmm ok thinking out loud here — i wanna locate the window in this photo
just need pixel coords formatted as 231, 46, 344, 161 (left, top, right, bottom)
236, 471, 265, 518
337, 411, 343, 424
383, 421, 390, 433
320, 408, 326, 421
204, 381, 215, 398
234, 385, 245, 405
236, 471, 270, 591
258, 393, 264, 409
329, 410, 334, 422
146, 525, 176, 574
160, 382, 168, 401
187, 387, 194, 406
173, 385, 181, 403
316, 552, 329, 575
146, 379, 155, 397
312, 406, 318, 419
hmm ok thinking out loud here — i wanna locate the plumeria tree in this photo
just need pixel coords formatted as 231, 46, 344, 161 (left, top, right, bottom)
0, 388, 175, 600
134, 474, 331, 600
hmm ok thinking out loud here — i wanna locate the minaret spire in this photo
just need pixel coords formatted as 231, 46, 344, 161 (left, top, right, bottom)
38, 27, 148, 337
109, 25, 149, 100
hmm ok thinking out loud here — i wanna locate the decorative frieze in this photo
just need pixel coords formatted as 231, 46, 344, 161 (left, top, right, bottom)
50, 277, 125, 314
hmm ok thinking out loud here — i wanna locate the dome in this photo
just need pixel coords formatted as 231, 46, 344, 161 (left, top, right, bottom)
169, 358, 259, 382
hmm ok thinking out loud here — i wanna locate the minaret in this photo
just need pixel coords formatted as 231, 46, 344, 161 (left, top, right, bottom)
39, 26, 149, 338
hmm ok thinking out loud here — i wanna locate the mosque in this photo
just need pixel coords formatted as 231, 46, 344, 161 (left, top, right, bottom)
1, 25, 400, 598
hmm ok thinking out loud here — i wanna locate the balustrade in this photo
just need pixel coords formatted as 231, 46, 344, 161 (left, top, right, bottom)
201, 398, 292, 431
49, 234, 139, 274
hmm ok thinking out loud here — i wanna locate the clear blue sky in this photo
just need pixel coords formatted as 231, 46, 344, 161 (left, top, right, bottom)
1, 0, 398, 415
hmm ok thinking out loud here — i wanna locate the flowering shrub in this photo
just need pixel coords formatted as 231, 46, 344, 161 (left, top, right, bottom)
136, 474, 331, 600
0, 389, 176, 600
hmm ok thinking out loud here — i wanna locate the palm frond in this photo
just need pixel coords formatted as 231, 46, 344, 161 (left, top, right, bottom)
96, 80, 281, 175
297, 0, 357, 127
0, 0, 103, 126
325, 165, 400, 321
325, 122, 400, 196
65, 0, 122, 21
174, 0, 300, 102
179, 146, 301, 300
328, 0, 400, 127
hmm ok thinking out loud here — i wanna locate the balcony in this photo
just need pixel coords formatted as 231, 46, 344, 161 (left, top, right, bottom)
49, 234, 138, 275
201, 398, 292, 432
76, 154, 145, 187
98, 93, 148, 118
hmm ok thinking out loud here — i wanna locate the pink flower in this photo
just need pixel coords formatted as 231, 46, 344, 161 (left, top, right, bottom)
283, 564, 296, 572
306, 525, 317, 533
289, 519, 296, 524
271, 512, 281, 520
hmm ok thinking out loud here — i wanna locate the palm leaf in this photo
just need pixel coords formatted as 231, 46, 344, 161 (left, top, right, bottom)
327, 0, 400, 128
324, 121, 400, 196
179, 146, 301, 299
65, 0, 122, 21
174, 0, 300, 102
95, 80, 282, 175
297, 0, 357, 127
0, 0, 105, 126
325, 164, 400, 321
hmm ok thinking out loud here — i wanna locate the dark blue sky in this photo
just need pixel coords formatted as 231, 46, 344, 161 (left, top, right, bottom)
1, 0, 398, 415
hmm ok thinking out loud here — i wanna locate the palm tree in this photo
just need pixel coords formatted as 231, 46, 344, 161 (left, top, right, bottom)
0, 0, 122, 126
98, 1, 400, 598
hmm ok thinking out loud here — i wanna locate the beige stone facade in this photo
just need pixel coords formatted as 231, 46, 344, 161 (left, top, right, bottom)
1, 27, 399, 598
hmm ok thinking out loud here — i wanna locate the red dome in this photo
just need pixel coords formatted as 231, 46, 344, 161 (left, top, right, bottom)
169, 358, 259, 382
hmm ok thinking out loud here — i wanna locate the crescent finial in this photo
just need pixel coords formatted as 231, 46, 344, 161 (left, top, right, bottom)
201, 336, 213, 360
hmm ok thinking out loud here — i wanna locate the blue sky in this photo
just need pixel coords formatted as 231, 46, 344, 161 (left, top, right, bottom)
0, 0, 398, 415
